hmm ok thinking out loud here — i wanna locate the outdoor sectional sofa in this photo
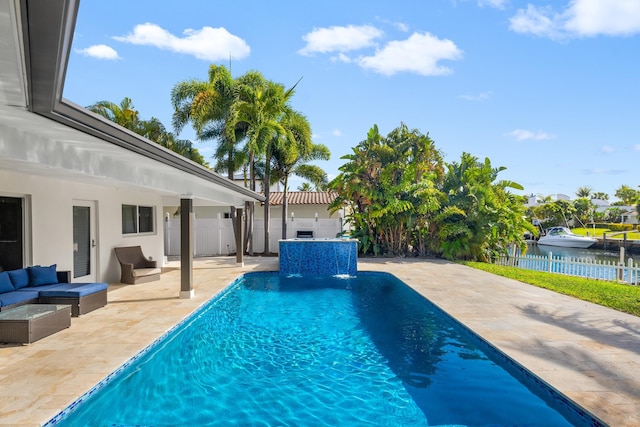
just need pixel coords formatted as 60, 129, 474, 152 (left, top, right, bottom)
0, 265, 107, 317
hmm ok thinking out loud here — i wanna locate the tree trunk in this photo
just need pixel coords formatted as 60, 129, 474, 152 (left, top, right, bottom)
245, 154, 255, 255
263, 149, 271, 255
282, 174, 289, 240
227, 167, 237, 242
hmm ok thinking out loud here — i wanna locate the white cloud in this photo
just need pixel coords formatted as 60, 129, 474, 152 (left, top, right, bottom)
583, 168, 627, 175
508, 129, 556, 141
394, 22, 410, 32
332, 129, 343, 137
478, 0, 508, 9
357, 32, 463, 76
375, 17, 410, 32
75, 44, 120, 60
332, 53, 353, 63
298, 25, 383, 56
600, 145, 615, 153
509, 5, 562, 39
564, 0, 640, 36
114, 23, 250, 61
510, 0, 640, 39
459, 91, 492, 101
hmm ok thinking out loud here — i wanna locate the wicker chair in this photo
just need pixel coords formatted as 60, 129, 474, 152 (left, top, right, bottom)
113, 246, 161, 284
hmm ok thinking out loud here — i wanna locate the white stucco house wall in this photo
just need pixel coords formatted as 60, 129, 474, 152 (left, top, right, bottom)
0, 0, 263, 290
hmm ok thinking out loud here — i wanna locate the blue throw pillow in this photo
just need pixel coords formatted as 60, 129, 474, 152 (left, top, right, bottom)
0, 271, 14, 293
28, 264, 59, 287
8, 268, 30, 289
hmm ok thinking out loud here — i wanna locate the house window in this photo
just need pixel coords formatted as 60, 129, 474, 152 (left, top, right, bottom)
122, 204, 154, 234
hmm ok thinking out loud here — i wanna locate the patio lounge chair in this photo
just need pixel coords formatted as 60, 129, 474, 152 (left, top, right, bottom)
114, 246, 161, 284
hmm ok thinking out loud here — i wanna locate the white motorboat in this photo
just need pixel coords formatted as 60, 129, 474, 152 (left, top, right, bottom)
537, 226, 597, 249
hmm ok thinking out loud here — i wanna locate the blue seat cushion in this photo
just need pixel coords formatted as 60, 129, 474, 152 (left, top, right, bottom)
0, 272, 15, 293
7, 268, 29, 289
39, 282, 108, 298
28, 264, 59, 286
16, 284, 63, 292
0, 290, 39, 307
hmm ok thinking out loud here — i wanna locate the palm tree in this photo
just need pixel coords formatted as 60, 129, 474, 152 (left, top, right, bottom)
88, 97, 208, 166
592, 192, 609, 201
271, 111, 330, 239
297, 182, 313, 191
235, 77, 299, 254
171, 65, 245, 179
171, 65, 258, 250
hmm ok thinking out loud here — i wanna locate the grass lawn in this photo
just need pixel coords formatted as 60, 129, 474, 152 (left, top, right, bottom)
572, 227, 640, 240
463, 261, 640, 317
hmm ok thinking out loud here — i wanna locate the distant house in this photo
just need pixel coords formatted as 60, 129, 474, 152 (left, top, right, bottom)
259, 191, 344, 220
621, 209, 639, 225
163, 192, 347, 256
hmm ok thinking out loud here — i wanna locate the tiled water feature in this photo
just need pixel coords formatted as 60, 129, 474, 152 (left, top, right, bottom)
279, 238, 358, 276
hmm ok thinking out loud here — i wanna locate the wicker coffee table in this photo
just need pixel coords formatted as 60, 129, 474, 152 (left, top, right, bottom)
0, 304, 71, 344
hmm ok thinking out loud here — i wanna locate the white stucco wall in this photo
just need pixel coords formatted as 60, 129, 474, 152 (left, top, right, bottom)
164, 203, 343, 221
1, 169, 165, 283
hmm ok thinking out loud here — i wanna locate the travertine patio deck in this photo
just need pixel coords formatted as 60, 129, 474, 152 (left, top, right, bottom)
0, 257, 637, 426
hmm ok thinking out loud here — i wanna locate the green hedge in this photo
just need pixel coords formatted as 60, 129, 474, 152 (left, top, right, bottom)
608, 223, 636, 231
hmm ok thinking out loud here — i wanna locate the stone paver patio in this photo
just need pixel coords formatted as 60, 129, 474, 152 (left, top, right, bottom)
0, 257, 637, 426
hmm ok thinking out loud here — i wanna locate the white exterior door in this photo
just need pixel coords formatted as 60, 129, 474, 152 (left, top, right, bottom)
72, 200, 97, 282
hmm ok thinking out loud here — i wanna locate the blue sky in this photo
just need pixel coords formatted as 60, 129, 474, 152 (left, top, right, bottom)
64, 0, 640, 202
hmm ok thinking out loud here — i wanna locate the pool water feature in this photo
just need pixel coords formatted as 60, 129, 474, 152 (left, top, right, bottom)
279, 238, 358, 276
49, 272, 600, 426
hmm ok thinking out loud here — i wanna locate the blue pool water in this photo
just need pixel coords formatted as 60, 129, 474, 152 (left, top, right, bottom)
51, 272, 597, 426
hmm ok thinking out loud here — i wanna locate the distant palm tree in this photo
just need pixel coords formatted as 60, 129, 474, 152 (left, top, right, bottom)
592, 192, 609, 201
575, 186, 592, 198
297, 182, 313, 191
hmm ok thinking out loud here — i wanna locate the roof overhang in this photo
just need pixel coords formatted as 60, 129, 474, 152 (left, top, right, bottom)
0, 0, 264, 207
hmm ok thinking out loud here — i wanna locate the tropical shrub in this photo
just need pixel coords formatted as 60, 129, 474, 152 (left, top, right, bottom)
330, 124, 535, 261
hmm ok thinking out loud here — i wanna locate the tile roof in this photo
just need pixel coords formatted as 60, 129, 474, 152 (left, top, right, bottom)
267, 191, 339, 206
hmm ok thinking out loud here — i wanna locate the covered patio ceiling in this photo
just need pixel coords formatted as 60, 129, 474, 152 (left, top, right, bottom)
0, 0, 263, 207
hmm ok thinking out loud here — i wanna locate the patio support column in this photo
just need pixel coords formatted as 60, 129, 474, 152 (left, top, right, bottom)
180, 198, 194, 299
236, 207, 244, 266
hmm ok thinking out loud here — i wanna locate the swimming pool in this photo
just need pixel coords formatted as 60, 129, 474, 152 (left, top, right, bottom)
49, 272, 598, 426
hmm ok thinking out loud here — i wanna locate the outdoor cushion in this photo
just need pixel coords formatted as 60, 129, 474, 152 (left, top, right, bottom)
132, 268, 162, 278
0, 272, 15, 293
7, 268, 29, 289
28, 264, 59, 286
0, 289, 39, 307
40, 282, 108, 297
16, 283, 63, 292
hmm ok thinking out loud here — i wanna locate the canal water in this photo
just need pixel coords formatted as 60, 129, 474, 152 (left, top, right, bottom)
521, 243, 638, 283
525, 244, 632, 263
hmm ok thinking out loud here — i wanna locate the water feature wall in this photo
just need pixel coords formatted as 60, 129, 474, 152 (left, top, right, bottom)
279, 238, 358, 276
